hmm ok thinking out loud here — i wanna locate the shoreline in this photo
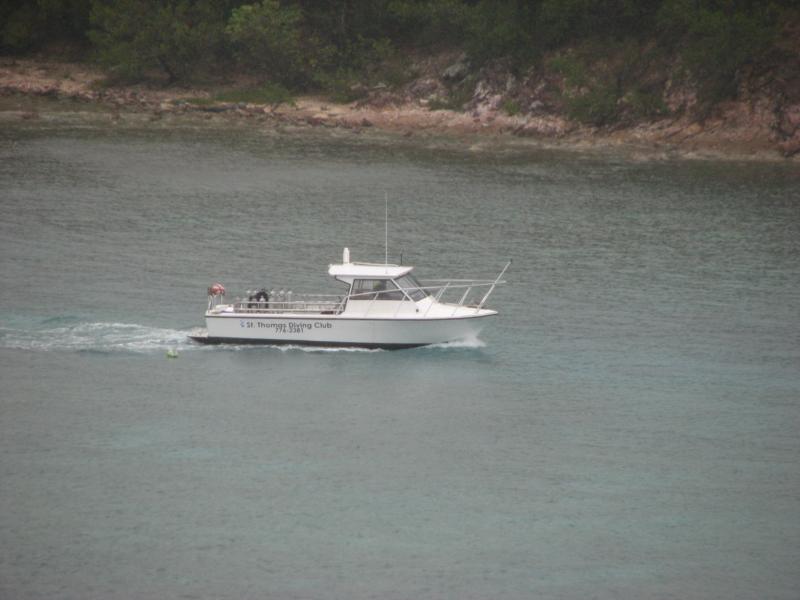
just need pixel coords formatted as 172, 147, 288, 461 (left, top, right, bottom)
2, 57, 798, 163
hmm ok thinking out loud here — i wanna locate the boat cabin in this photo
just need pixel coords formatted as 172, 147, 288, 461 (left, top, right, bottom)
329, 263, 427, 301
327, 260, 431, 316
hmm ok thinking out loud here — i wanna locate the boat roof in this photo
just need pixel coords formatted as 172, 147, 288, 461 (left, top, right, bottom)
328, 262, 414, 279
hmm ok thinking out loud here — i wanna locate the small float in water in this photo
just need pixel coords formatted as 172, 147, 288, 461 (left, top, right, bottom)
190, 248, 509, 349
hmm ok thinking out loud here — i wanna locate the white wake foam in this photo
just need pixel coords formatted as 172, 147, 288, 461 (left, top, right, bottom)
425, 334, 487, 349
0, 321, 196, 353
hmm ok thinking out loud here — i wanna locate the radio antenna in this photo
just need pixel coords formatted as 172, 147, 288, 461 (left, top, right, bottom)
384, 192, 389, 266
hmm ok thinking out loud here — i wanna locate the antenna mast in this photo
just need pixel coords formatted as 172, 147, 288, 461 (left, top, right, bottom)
384, 192, 388, 266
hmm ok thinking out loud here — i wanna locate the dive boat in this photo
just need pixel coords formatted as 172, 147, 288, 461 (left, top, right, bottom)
190, 248, 509, 349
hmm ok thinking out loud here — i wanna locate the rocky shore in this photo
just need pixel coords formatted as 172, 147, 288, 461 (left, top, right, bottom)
2, 56, 798, 161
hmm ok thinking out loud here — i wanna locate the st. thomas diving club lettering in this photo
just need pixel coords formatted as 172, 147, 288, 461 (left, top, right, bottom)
239, 320, 332, 334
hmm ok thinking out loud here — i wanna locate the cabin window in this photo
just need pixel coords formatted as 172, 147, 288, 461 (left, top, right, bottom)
395, 275, 428, 301
351, 279, 405, 301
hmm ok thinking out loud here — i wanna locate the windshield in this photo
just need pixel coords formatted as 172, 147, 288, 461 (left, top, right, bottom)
395, 275, 428, 302
350, 279, 405, 301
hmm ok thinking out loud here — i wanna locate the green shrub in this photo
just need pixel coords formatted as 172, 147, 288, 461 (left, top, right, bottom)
627, 88, 668, 119
501, 98, 521, 116
428, 79, 475, 111
568, 84, 619, 126
373, 56, 416, 89
444, 77, 476, 110
547, 53, 588, 88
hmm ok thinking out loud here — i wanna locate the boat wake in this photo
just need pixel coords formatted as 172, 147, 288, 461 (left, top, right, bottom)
425, 335, 487, 350
0, 319, 197, 354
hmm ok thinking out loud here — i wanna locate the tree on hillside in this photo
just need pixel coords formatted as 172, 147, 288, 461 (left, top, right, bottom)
225, 0, 305, 85
1, 0, 91, 51
658, 0, 781, 110
89, 0, 235, 83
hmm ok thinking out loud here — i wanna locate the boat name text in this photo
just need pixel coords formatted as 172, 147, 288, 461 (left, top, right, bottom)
239, 320, 333, 334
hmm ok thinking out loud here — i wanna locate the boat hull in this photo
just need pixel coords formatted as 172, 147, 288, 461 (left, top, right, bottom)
194, 312, 495, 349
189, 336, 426, 350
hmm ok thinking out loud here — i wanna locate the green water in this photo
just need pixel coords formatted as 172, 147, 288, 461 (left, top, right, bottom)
1, 117, 799, 599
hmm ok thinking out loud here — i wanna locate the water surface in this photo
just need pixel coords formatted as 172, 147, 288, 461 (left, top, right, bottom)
1, 119, 799, 599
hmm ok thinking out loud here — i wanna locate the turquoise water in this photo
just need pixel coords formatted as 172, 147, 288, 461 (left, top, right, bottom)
1, 121, 799, 599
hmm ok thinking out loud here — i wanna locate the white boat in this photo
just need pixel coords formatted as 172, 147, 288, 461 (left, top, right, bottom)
190, 248, 509, 349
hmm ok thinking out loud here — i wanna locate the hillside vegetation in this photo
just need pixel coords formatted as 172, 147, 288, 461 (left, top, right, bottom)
2, 1, 799, 155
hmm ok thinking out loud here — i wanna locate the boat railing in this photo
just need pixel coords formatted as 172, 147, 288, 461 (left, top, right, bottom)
206, 261, 510, 317
229, 293, 346, 315
419, 260, 511, 315
417, 279, 498, 300
346, 273, 508, 317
